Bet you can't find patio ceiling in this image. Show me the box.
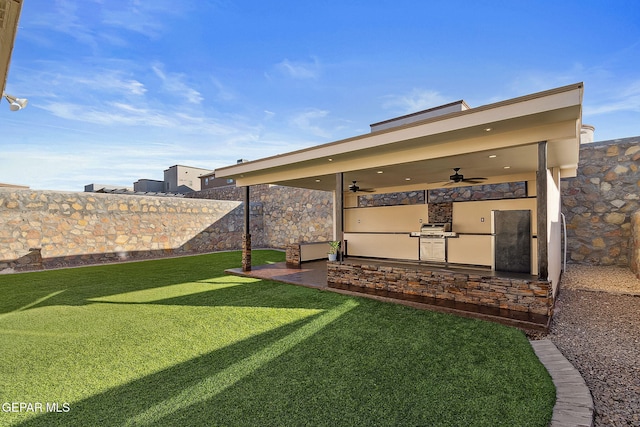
[215,83,584,193]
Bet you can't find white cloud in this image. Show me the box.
[152,63,204,104]
[290,108,331,138]
[382,89,448,114]
[584,80,640,115]
[275,58,321,80]
[210,76,236,102]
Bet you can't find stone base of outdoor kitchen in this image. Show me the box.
[327,259,552,330]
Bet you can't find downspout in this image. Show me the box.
[561,212,567,273]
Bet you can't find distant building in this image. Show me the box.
[133,179,164,193]
[200,171,235,189]
[163,165,213,194]
[0,182,29,189]
[84,183,132,193]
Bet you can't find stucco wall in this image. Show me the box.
[562,137,640,266]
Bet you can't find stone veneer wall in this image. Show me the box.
[428,202,453,224]
[562,137,640,266]
[357,190,425,207]
[428,181,528,203]
[188,184,333,248]
[327,261,552,316]
[0,188,247,271]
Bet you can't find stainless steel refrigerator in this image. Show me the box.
[491,210,532,274]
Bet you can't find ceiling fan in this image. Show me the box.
[444,168,487,185]
[348,181,375,193]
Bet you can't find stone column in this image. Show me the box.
[286,244,301,268]
[242,186,251,271]
[242,233,251,272]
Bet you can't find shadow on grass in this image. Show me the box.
[0,251,286,314]
[3,250,554,426]
[14,300,359,427]
[11,295,554,427]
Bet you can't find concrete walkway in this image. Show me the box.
[228,261,595,427]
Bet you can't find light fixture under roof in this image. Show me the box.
[377,170,383,174]
[484,127,492,132]
[405,177,411,181]
[3,93,28,111]
[489,154,497,158]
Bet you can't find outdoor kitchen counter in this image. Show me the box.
[344,232,419,260]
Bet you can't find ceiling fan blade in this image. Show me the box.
[462,178,486,184]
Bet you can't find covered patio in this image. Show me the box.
[218,83,584,328]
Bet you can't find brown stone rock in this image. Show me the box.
[604,212,626,225]
[606,145,620,156]
[624,145,640,156]
[604,171,618,182]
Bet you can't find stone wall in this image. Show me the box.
[562,137,640,266]
[0,188,246,271]
[327,260,552,317]
[189,184,333,248]
[428,202,453,224]
[428,181,528,203]
[357,190,425,207]
[0,184,332,272]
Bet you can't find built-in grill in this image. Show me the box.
[419,223,451,262]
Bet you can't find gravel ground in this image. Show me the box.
[548,264,640,426]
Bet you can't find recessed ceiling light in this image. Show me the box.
[485,127,492,132]
[315,179,321,182]
[377,170,383,174]
[328,158,333,162]
[489,154,497,158]
[503,166,511,169]
[405,177,411,181]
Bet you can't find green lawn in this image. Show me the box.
[0,250,554,426]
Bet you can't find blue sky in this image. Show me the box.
[2,0,639,191]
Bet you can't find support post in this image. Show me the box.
[242,186,251,271]
[335,173,344,261]
[537,141,548,279]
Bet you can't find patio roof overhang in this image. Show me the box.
[0,0,23,96]
[215,83,583,193]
